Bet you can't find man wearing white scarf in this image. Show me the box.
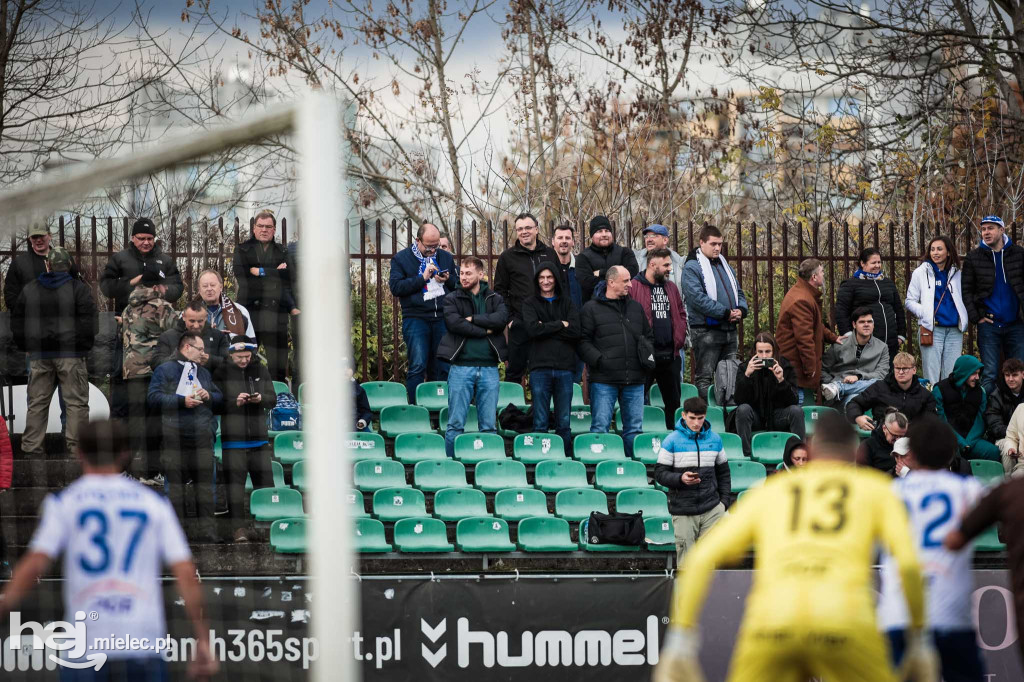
[681,225,748,400]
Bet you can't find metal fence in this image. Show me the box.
[18,216,1000,381]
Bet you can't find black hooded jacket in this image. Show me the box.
[576,243,639,303]
[215,357,276,444]
[845,372,937,423]
[579,281,653,385]
[99,243,184,314]
[520,262,581,371]
[493,238,558,318]
[152,317,230,374]
[985,373,1024,441]
[733,355,800,422]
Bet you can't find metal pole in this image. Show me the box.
[298,95,358,682]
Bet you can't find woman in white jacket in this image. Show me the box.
[905,236,968,385]
[997,402,1024,477]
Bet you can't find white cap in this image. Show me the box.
[892,437,911,456]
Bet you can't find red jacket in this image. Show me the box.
[0,417,11,489]
[629,275,688,355]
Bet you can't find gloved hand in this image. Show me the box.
[900,629,940,682]
[652,627,706,682]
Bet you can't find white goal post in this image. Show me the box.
[0,96,358,682]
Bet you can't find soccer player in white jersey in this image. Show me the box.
[878,414,987,681]
[0,420,218,680]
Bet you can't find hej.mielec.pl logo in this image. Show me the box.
[7,610,107,670]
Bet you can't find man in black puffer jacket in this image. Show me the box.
[152,299,230,375]
[846,351,937,431]
[576,215,639,303]
[215,335,276,543]
[522,262,580,454]
[985,358,1024,442]
[579,265,653,459]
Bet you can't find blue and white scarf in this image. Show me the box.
[412,242,445,301]
[854,269,884,280]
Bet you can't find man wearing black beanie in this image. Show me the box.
[576,215,639,303]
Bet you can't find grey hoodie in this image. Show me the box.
[821,334,890,384]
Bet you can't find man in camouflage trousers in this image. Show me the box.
[11,247,96,457]
[120,269,177,481]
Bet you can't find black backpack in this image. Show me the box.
[583,511,645,546]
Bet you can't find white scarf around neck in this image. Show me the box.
[695,250,739,306]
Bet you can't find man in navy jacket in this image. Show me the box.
[388,222,457,402]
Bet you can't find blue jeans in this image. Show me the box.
[589,382,644,459]
[690,327,738,400]
[444,365,499,457]
[60,656,167,681]
[977,320,1024,394]
[402,316,450,403]
[530,369,573,454]
[888,629,984,682]
[833,378,877,406]
[919,326,963,386]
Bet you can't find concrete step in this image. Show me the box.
[10,458,81,487]
[2,515,266,547]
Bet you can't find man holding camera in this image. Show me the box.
[732,332,805,459]
[820,306,890,406]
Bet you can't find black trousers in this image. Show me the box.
[223,444,274,529]
[505,319,530,384]
[253,307,291,383]
[161,431,216,540]
[647,355,682,430]
[111,377,162,478]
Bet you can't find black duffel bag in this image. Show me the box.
[582,511,645,546]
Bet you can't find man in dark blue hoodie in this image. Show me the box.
[11,247,97,458]
[962,215,1024,393]
[388,222,457,403]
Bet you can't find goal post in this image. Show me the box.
[0,95,358,682]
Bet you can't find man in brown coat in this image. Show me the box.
[775,258,842,404]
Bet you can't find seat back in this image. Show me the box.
[394,432,447,464]
[517,516,576,552]
[344,488,367,517]
[289,460,304,490]
[497,381,528,409]
[343,432,386,460]
[270,517,307,554]
[413,459,469,492]
[616,488,669,517]
[354,517,391,553]
[513,433,566,464]
[474,459,528,492]
[415,381,449,411]
[372,487,427,520]
[353,459,407,492]
[970,459,1004,487]
[439,405,479,433]
[250,486,304,521]
[720,432,745,460]
[728,460,767,492]
[750,431,797,465]
[273,380,290,396]
[494,488,549,521]
[553,488,609,521]
[615,406,666,433]
[273,431,307,465]
[680,383,699,401]
[433,487,489,521]
[568,408,593,435]
[534,459,588,491]
[380,405,433,437]
[573,433,626,464]
[643,516,675,551]
[802,406,839,435]
[393,517,453,552]
[631,432,669,465]
[594,460,650,492]
[453,432,507,464]
[455,517,515,552]
[361,381,408,412]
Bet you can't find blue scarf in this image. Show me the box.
[411,242,439,292]
[854,269,883,280]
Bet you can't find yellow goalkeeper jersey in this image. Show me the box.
[670,460,926,633]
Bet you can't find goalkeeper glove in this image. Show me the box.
[652,627,706,682]
[900,629,940,682]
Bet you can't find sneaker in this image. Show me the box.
[821,382,839,402]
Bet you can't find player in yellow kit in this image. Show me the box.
[654,411,939,682]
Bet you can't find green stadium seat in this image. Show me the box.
[394,432,447,464]
[594,460,651,493]
[720,432,746,460]
[273,431,306,466]
[974,524,1006,552]
[498,381,528,409]
[706,383,718,407]
[569,407,593,435]
[649,384,666,409]
[680,383,699,401]
[393,517,454,552]
[535,460,589,493]
[631,432,669,465]
[855,425,873,440]
[453,433,507,465]
[372,487,428,522]
[674,405,726,433]
[751,431,796,465]
[354,518,392,553]
[247,460,287,492]
[736,490,750,503]
[297,383,306,404]
[554,488,608,522]
[970,459,1004,486]
[344,432,386,461]
[380,405,433,438]
[250,487,305,522]
[353,459,407,492]
[573,433,626,465]
[615,406,666,433]
[415,381,449,412]
[513,433,566,464]
[547,383,586,410]
[214,433,222,463]
[361,381,408,412]
[517,516,577,552]
[474,459,528,492]
[494,488,550,521]
[802,406,839,435]
[273,380,290,396]
[439,405,479,434]
[729,460,767,493]
[433,487,490,522]
[616,488,670,517]
[344,488,368,517]
[270,517,307,554]
[578,523,636,552]
[413,460,469,492]
[644,516,675,552]
[456,517,516,552]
